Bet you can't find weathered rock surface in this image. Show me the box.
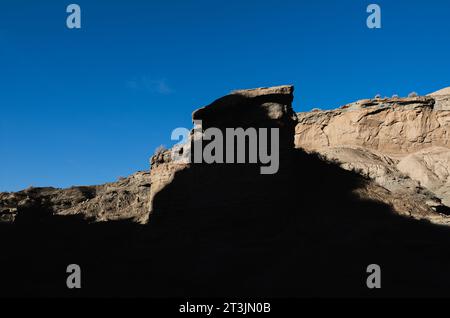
[428,87,450,110]
[296,96,449,155]
[192,85,297,149]
[0,171,151,223]
[2,85,450,226]
[397,147,450,207]
[296,91,450,223]
[5,85,450,297]
[148,148,189,220]
[148,85,297,216]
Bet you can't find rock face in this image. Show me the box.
[147,85,449,224]
[148,85,297,216]
[2,85,450,225]
[296,92,450,221]
[296,96,450,155]
[1,85,298,224]
[5,85,450,297]
[0,171,151,224]
[397,147,450,207]
[148,148,189,221]
[192,85,297,150]
[428,87,450,110]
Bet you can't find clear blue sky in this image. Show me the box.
[1,0,450,191]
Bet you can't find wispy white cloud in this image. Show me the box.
[126,77,173,95]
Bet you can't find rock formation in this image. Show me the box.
[429,87,450,110]
[4,85,450,297]
[296,88,450,223]
[2,85,450,225]
[148,85,297,218]
[0,171,151,223]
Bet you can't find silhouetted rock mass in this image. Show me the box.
[3,85,450,298]
[193,85,296,140]
[148,85,297,218]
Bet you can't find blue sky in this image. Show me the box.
[1,0,450,191]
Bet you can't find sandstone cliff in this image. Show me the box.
[429,87,450,110]
[4,86,450,297]
[2,86,449,225]
[296,88,450,222]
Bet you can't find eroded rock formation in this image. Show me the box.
[148,85,297,218]
[2,85,450,226]
[295,88,450,222]
[0,171,151,223]
[429,87,450,110]
[4,85,450,297]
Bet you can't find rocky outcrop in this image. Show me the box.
[192,85,297,149]
[3,85,450,226]
[5,85,450,297]
[429,87,450,110]
[397,147,450,207]
[148,148,189,221]
[0,171,151,223]
[296,90,450,222]
[296,96,449,155]
[1,85,299,224]
[147,85,297,217]
[146,85,450,224]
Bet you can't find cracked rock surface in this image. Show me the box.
[296,88,450,223]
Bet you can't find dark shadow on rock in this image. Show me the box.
[146,148,450,298]
[144,85,450,297]
[2,85,450,297]
[2,150,450,297]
